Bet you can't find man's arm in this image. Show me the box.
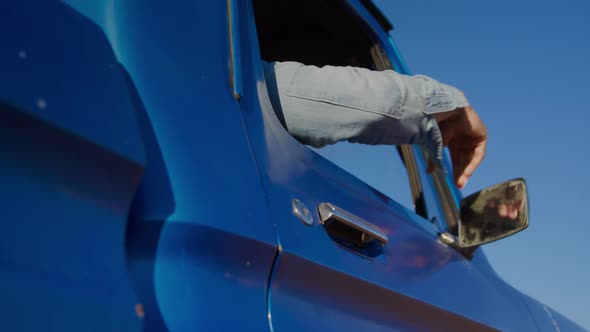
[263,61,487,188]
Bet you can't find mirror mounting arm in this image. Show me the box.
[438,232,479,259]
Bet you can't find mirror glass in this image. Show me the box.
[458,178,529,247]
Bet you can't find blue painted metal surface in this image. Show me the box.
[0,1,144,330]
[73,0,277,330]
[0,0,583,331]
[2,0,277,331]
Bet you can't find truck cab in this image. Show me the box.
[0,0,583,331]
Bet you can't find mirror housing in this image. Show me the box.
[458,178,529,248]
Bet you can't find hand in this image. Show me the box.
[434,106,487,189]
[485,198,523,220]
[484,182,525,220]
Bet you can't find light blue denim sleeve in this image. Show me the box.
[262,61,469,165]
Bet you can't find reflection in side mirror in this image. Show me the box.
[458,178,529,248]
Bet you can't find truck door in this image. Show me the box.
[237,0,540,330]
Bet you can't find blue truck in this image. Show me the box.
[0,0,584,331]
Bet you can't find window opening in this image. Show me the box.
[252,0,426,216]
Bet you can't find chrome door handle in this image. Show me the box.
[318,202,388,246]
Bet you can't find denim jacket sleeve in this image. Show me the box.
[262,61,469,165]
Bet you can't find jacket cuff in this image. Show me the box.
[422,83,470,115]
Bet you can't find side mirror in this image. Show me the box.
[458,178,529,248]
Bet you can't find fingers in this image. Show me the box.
[456,141,486,189]
[451,146,468,186]
[498,204,508,217]
[436,106,487,189]
[508,206,519,219]
[498,203,519,219]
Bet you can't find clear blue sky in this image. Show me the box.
[372,0,590,329]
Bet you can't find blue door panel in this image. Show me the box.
[270,253,497,332]
[237,0,539,330]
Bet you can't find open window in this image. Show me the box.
[252,0,427,216]
[253,0,377,69]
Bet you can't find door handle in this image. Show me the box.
[318,203,388,247]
